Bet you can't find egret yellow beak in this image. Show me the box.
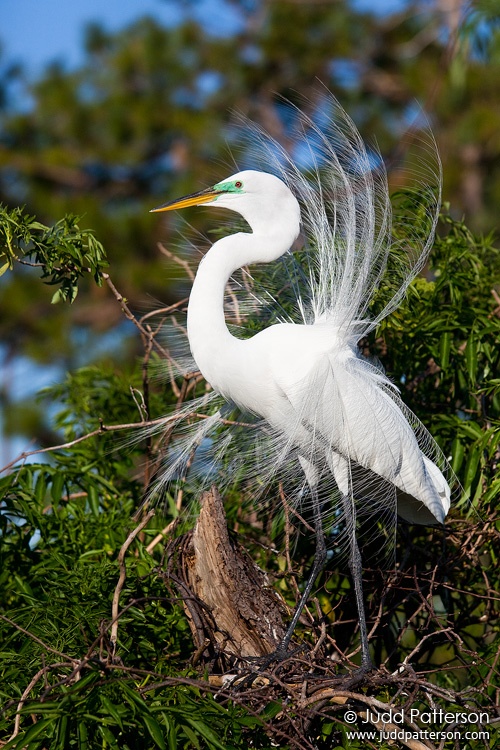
[150,186,219,213]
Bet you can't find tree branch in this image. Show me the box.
[110,509,155,648]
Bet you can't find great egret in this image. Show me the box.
[151,101,452,669]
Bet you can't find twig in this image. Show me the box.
[280,483,300,599]
[110,509,155,647]
[402,629,454,666]
[102,273,172,363]
[0,412,217,475]
[130,386,149,422]
[225,283,242,325]
[145,517,180,554]
[310,598,327,658]
[157,242,195,280]
[139,298,189,323]
[278,490,315,534]
[0,614,77,663]
[9,663,73,741]
[489,288,500,318]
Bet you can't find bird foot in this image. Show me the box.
[342,659,374,689]
[228,644,304,691]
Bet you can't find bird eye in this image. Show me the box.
[235,181,243,188]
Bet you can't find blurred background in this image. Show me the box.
[0,0,499,465]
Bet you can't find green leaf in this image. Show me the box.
[160,713,178,750]
[87,484,100,516]
[98,724,118,746]
[458,422,483,441]
[143,714,167,750]
[100,696,124,730]
[260,701,283,720]
[465,338,478,383]
[439,331,452,369]
[463,447,481,492]
[181,724,200,749]
[55,714,69,748]
[451,436,465,474]
[51,473,65,503]
[10,717,55,747]
[185,719,232,750]
[78,720,89,750]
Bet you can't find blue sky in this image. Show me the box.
[0,0,409,77]
[0,0,243,76]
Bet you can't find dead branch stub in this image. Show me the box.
[178,487,287,659]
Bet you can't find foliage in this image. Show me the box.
[1,196,499,748]
[0,371,271,749]
[0,204,108,302]
[379,212,500,510]
[0,483,269,749]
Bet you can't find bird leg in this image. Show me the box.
[340,493,373,671]
[238,486,373,684]
[276,485,327,655]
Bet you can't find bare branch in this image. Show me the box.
[157,242,195,281]
[110,509,156,647]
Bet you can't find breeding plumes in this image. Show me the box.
[150,98,453,668]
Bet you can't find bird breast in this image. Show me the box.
[205,321,347,421]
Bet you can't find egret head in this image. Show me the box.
[151,169,301,237]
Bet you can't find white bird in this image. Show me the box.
[151,100,452,669]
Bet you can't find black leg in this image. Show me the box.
[277,485,327,653]
[340,493,372,670]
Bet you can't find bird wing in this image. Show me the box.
[271,340,450,524]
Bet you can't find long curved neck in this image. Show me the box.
[187,234,242,353]
[187,228,293,385]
